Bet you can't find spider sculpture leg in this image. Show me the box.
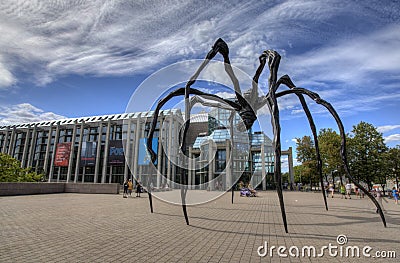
[276,88,387,227]
[146,87,241,222]
[179,38,252,224]
[263,50,289,233]
[147,38,257,224]
[276,74,328,211]
[228,111,235,204]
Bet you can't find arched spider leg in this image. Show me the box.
[276,88,387,227]
[228,111,235,204]
[180,38,249,224]
[146,87,242,222]
[263,50,289,233]
[184,38,246,105]
[179,94,236,153]
[147,88,240,163]
[276,75,328,211]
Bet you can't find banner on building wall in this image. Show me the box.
[54,142,72,167]
[108,140,124,165]
[80,142,97,166]
[138,138,158,165]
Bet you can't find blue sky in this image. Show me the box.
[1,0,399,168]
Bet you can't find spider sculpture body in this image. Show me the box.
[145,38,386,233]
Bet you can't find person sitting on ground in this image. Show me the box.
[248,184,257,197]
[240,187,250,197]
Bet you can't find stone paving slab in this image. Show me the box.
[0,191,399,262]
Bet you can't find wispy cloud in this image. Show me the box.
[377,125,400,133]
[384,134,400,144]
[0,103,66,125]
[378,125,400,145]
[287,25,400,85]
[1,0,399,92]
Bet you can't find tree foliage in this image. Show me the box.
[295,122,390,190]
[0,153,43,182]
[295,136,317,184]
[293,165,309,184]
[346,122,387,190]
[318,128,343,176]
[385,145,400,188]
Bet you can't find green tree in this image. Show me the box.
[295,136,317,185]
[318,128,343,178]
[0,153,42,182]
[347,122,387,190]
[293,165,309,184]
[386,145,400,189]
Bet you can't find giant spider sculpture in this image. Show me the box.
[145,38,386,233]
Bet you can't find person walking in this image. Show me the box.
[127,179,133,197]
[340,184,346,199]
[123,179,129,198]
[345,182,352,199]
[136,181,142,197]
[329,182,335,198]
[358,187,364,198]
[392,187,399,205]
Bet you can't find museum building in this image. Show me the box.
[0,109,293,190]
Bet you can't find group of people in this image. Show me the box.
[338,182,353,199]
[122,179,143,198]
[325,181,399,213]
[238,181,258,197]
[326,182,365,199]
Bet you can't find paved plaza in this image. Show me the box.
[1,190,399,262]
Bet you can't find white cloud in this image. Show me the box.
[0,0,399,145]
[384,134,400,144]
[0,103,66,126]
[0,62,16,88]
[377,125,400,133]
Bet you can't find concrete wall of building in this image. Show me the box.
[0,182,65,196]
[64,183,120,194]
[0,182,120,196]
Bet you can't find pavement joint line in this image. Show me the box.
[0,191,399,262]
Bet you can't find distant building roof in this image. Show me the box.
[182,112,209,123]
[0,109,182,130]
